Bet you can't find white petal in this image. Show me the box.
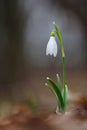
[46,37,57,57]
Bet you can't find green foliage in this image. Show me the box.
[56,74,62,91]
[62,84,68,108]
[47,77,64,110]
[46,76,68,112]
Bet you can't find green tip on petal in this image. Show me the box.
[50,31,55,37]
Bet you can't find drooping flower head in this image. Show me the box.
[46,31,57,57]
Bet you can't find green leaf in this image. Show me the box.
[62,84,68,108]
[45,83,61,110]
[56,74,62,91]
[53,22,63,44]
[47,77,64,110]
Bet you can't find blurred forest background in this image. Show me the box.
[0,0,87,114]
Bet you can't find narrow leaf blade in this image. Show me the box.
[62,84,68,107]
[47,77,64,109]
[56,74,62,91]
[45,83,61,109]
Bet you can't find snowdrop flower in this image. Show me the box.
[46,32,57,57]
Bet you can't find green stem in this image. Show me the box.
[53,23,66,88]
[58,39,66,89]
[62,54,66,109]
[57,36,66,109]
[53,23,67,110]
[62,53,66,88]
[58,35,67,110]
